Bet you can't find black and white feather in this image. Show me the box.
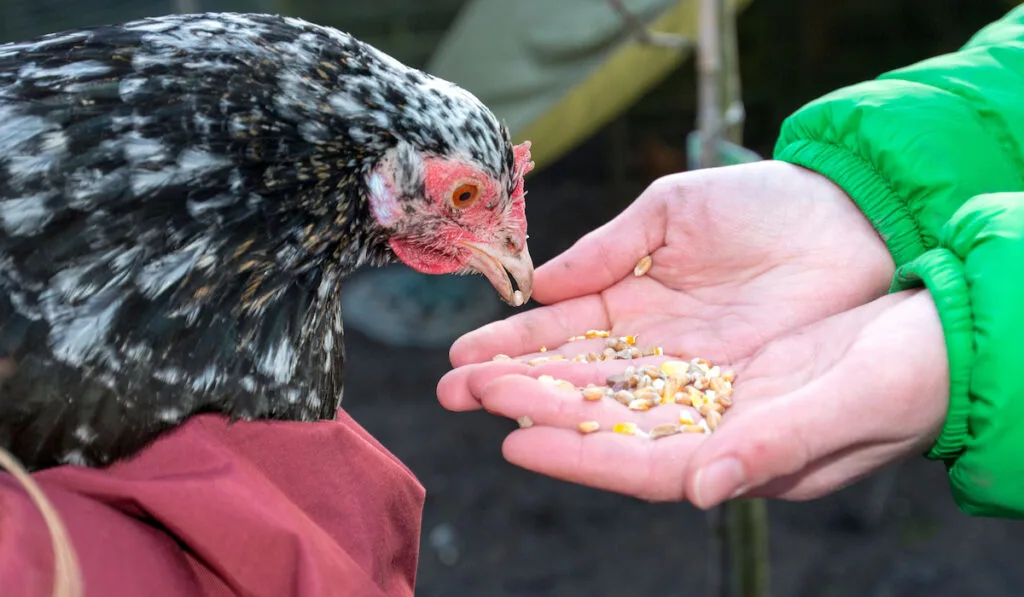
[0,13,516,470]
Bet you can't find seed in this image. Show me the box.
[634,255,653,277]
[698,402,724,416]
[633,388,660,404]
[641,365,662,379]
[687,387,705,407]
[492,354,513,361]
[650,424,682,439]
[675,391,691,406]
[642,347,664,357]
[586,330,611,339]
[587,352,602,362]
[613,390,635,405]
[538,374,555,384]
[722,370,737,383]
[651,378,666,392]
[682,424,705,434]
[698,419,711,434]
[708,377,725,394]
[679,411,696,425]
[706,410,722,431]
[660,360,690,377]
[578,421,601,434]
[612,422,639,435]
[704,390,717,402]
[603,347,617,359]
[624,335,638,345]
[517,416,534,428]
[527,357,549,366]
[637,374,653,388]
[717,395,733,408]
[539,346,547,352]
[628,399,651,411]
[582,386,605,401]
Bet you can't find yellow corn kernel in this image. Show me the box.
[612,422,638,435]
[678,411,696,425]
[659,360,691,378]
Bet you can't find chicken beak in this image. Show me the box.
[461,240,534,307]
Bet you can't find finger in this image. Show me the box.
[477,374,697,430]
[501,427,703,502]
[449,296,610,367]
[746,439,919,502]
[436,361,532,411]
[683,291,947,510]
[532,187,668,305]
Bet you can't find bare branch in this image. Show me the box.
[606,0,691,50]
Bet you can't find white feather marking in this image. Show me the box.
[191,365,221,393]
[153,367,185,385]
[257,336,297,384]
[0,110,52,154]
[178,148,230,175]
[73,425,97,445]
[44,294,125,367]
[157,407,183,423]
[136,239,205,298]
[60,450,89,466]
[0,194,53,235]
[18,60,112,80]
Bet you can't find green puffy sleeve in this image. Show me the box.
[773,5,1024,267]
[773,7,1024,517]
[892,193,1024,518]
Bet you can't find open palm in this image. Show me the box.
[441,160,894,397]
[436,160,921,503]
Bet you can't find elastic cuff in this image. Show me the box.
[891,248,975,461]
[774,139,928,267]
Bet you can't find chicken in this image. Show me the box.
[0,12,535,471]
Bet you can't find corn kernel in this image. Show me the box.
[660,360,691,378]
[678,411,696,425]
[650,423,682,439]
[612,422,639,435]
[578,421,601,434]
[628,399,651,411]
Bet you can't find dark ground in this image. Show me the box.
[340,138,1024,597]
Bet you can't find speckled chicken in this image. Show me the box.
[0,12,535,471]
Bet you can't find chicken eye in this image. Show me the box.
[451,183,480,209]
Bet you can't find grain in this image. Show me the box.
[634,255,653,277]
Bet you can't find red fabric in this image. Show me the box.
[0,410,425,597]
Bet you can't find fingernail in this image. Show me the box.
[693,458,747,509]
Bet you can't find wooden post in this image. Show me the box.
[696,1,770,597]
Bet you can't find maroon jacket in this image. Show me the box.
[0,411,425,597]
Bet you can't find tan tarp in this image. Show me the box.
[427,0,750,171]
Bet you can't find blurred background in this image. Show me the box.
[3,0,1024,595]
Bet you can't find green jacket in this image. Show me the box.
[773,6,1024,519]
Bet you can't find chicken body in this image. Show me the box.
[0,13,533,470]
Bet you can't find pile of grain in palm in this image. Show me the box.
[493,331,736,439]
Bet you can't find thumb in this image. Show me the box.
[682,291,948,509]
[532,182,669,304]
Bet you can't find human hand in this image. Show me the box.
[440,159,897,382]
[435,160,930,504]
[445,288,947,508]
[440,160,895,404]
